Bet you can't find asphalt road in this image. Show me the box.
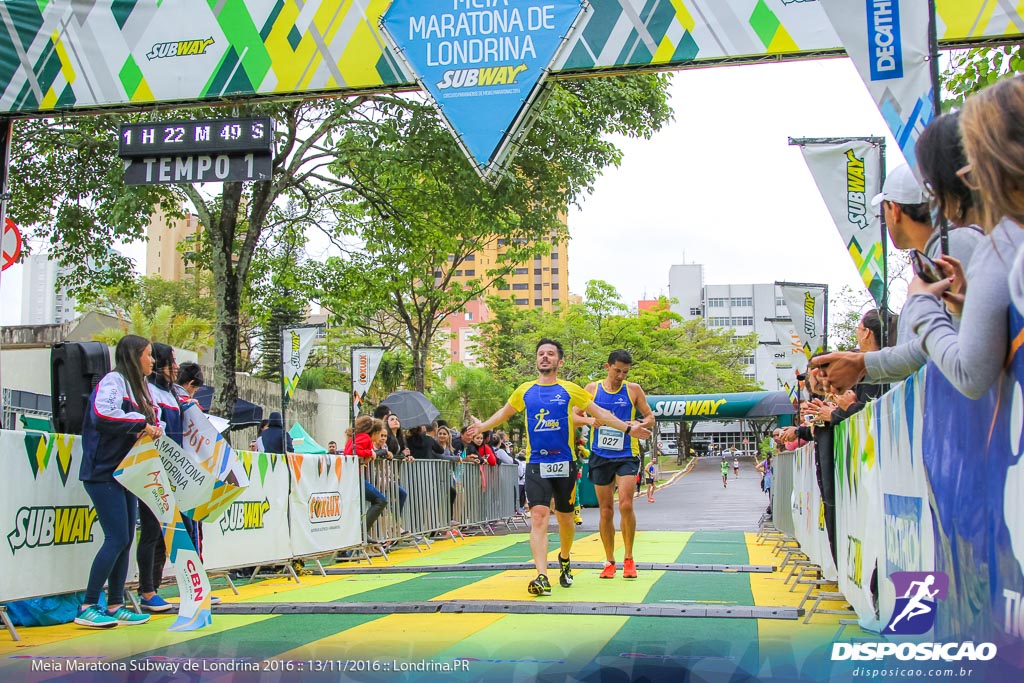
[578,456,769,532]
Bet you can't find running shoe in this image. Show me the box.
[528,574,552,596]
[74,605,118,629]
[599,562,617,579]
[107,607,151,625]
[210,596,222,605]
[139,594,172,612]
[558,555,573,587]
[623,557,638,579]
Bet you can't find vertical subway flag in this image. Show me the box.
[779,283,828,359]
[818,0,934,169]
[351,347,385,413]
[798,140,886,306]
[281,327,319,409]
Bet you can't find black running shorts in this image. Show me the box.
[525,461,578,513]
[587,453,641,487]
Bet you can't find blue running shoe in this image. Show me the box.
[139,594,172,612]
[107,607,150,625]
[74,605,118,629]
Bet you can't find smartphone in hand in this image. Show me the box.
[911,249,943,284]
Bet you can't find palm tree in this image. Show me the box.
[430,363,509,428]
[93,303,213,350]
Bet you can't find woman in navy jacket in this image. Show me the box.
[76,335,162,628]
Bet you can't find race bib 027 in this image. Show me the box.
[596,426,625,451]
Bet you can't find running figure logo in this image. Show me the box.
[884,571,949,635]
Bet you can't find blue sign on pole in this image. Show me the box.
[381,0,585,182]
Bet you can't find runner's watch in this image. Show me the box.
[625,425,632,435]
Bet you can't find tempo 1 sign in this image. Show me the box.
[123,153,272,186]
[118,116,273,186]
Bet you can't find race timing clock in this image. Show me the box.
[118,117,273,158]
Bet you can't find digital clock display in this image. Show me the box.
[118,117,273,157]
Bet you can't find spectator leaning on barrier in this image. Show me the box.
[327,441,338,454]
[77,335,162,629]
[815,152,984,391]
[344,416,388,543]
[900,94,1024,400]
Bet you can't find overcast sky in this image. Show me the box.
[1,56,907,326]
[567,56,904,311]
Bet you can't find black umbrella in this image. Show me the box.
[193,386,265,430]
[380,391,440,428]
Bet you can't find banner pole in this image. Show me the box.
[927,0,949,256]
[878,139,889,347]
[279,325,287,442]
[0,118,11,426]
[350,347,357,428]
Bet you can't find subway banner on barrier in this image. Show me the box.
[0,431,101,603]
[380,0,585,180]
[203,452,292,572]
[817,0,934,169]
[288,453,362,557]
[779,282,827,358]
[352,347,386,414]
[797,140,886,306]
[282,326,319,408]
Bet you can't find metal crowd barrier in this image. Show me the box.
[453,462,520,533]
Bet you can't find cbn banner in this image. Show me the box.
[282,327,318,408]
[771,318,808,374]
[351,347,385,415]
[115,436,212,631]
[203,451,292,571]
[287,453,362,557]
[798,140,886,305]
[0,1,1019,116]
[0,431,99,603]
[817,0,934,169]
[779,282,827,358]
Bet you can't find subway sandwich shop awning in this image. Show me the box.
[647,391,796,421]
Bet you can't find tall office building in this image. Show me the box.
[444,233,569,313]
[20,254,77,325]
[145,207,202,281]
[668,263,792,452]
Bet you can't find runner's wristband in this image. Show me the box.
[625,425,632,435]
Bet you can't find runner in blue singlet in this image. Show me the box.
[467,339,651,596]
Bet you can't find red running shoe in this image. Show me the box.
[599,562,616,579]
[623,557,638,579]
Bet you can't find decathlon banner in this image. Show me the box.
[0,431,101,602]
[817,0,934,168]
[779,282,827,358]
[797,140,886,305]
[788,443,838,581]
[351,346,385,414]
[115,436,212,631]
[203,451,292,571]
[282,326,319,408]
[287,453,362,557]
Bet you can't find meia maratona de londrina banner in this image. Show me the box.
[113,408,248,631]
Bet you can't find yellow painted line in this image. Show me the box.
[276,613,507,661]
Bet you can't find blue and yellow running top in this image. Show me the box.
[588,381,639,459]
[508,380,593,463]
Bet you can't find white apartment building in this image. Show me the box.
[20,254,77,326]
[668,263,791,452]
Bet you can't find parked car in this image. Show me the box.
[658,439,678,456]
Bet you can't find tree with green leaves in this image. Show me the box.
[92,303,212,350]
[944,44,1024,107]
[316,75,673,392]
[429,363,510,429]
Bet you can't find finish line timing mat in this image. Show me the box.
[2,531,860,682]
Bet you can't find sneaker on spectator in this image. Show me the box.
[139,594,172,612]
[107,606,150,625]
[74,605,118,628]
[210,596,222,605]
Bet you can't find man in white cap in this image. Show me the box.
[810,165,983,392]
